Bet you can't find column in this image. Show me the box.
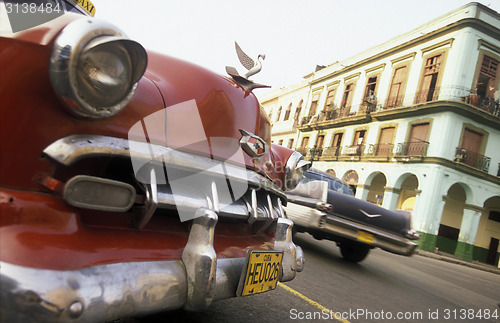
[381,187,400,210]
[418,197,446,252]
[410,190,423,232]
[355,184,369,200]
[455,207,482,261]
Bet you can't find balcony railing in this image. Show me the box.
[454,147,491,172]
[309,146,323,160]
[322,146,341,158]
[299,115,313,126]
[382,86,499,118]
[298,86,499,126]
[367,143,394,157]
[342,144,365,157]
[396,141,429,157]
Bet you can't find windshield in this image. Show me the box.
[301,171,354,196]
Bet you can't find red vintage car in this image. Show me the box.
[0,3,308,322]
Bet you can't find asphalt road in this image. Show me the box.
[122,232,500,323]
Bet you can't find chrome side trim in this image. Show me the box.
[322,215,418,256]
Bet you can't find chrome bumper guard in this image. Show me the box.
[321,214,418,256]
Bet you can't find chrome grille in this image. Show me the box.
[43,135,286,228]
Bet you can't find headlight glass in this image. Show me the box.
[50,18,147,118]
[77,42,133,108]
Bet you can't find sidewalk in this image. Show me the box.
[415,249,500,275]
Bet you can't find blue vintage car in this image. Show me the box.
[285,169,420,262]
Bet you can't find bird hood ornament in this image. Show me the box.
[226,41,271,92]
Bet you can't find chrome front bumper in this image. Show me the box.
[321,214,418,256]
[287,202,417,256]
[0,213,304,322]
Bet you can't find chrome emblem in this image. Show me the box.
[240,129,267,157]
[226,42,270,92]
[359,209,382,218]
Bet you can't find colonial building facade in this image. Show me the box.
[260,2,500,266]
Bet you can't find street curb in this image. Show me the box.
[415,250,500,275]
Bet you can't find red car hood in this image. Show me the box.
[0,14,286,190]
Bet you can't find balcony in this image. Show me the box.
[309,146,323,161]
[322,146,341,160]
[382,86,499,119]
[299,86,499,128]
[367,143,394,157]
[297,104,373,129]
[454,147,491,172]
[299,115,313,126]
[342,144,365,157]
[396,141,429,157]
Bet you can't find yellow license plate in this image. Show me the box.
[237,250,283,296]
[357,230,374,244]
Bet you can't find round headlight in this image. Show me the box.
[77,39,134,108]
[50,18,147,118]
[284,151,311,191]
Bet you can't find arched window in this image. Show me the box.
[276,106,282,122]
[284,103,292,121]
[294,100,303,122]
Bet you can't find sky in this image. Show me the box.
[91,0,500,96]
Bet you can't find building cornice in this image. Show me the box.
[365,63,386,74]
[391,52,417,65]
[421,38,455,55]
[478,39,500,54]
[271,128,297,136]
[371,101,500,129]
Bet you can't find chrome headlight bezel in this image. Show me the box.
[284,151,311,191]
[49,17,147,118]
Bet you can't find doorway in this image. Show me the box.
[487,238,499,266]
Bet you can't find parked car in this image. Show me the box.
[285,169,420,262]
[0,3,309,322]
